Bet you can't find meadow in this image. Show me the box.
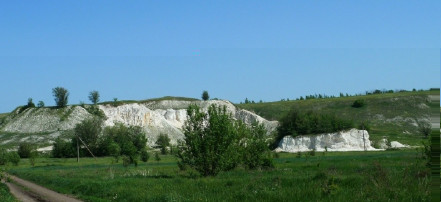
[4,149,431,202]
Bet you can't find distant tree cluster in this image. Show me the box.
[52,119,148,166]
[274,110,354,148]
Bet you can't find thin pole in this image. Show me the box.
[77,136,80,163]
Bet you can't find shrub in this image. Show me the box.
[52,137,76,158]
[141,150,150,162]
[154,152,161,162]
[352,99,365,108]
[177,104,272,176]
[417,120,431,138]
[241,122,274,169]
[0,149,8,165]
[8,152,20,166]
[156,134,170,155]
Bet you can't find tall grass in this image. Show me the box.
[6,150,431,201]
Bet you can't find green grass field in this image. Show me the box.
[5,149,431,202]
[0,183,17,202]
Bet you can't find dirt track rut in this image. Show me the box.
[3,174,82,202]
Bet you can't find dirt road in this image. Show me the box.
[3,174,82,202]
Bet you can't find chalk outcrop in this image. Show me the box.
[275,129,380,152]
[0,100,278,146]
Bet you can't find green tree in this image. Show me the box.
[88,90,100,105]
[240,123,273,169]
[177,104,245,176]
[75,118,103,155]
[156,134,170,154]
[18,143,35,158]
[37,101,45,108]
[202,90,210,101]
[27,98,35,108]
[52,87,69,108]
[52,136,76,158]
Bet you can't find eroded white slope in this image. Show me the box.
[275,129,381,152]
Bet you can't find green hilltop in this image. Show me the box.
[236,90,440,146]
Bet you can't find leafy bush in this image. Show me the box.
[240,123,273,169]
[8,152,20,166]
[352,99,365,108]
[52,137,76,158]
[177,104,272,176]
[140,150,150,162]
[0,149,8,165]
[155,134,170,154]
[154,152,161,162]
[0,149,20,166]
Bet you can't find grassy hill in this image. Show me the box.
[237,90,439,146]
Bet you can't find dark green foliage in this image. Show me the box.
[156,134,170,154]
[107,142,121,161]
[52,137,76,158]
[0,149,8,165]
[140,150,150,162]
[52,87,69,108]
[177,104,272,176]
[100,124,147,166]
[416,121,431,138]
[240,123,274,169]
[352,99,365,108]
[18,142,35,158]
[177,104,242,176]
[75,118,103,155]
[89,90,100,105]
[202,90,210,101]
[155,152,161,162]
[8,152,20,166]
[37,100,45,108]
[0,149,20,166]
[27,98,35,108]
[275,110,354,148]
[85,105,105,118]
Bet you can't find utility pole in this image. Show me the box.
[77,136,79,163]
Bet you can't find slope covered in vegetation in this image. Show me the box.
[237,90,439,146]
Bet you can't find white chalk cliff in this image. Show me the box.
[275,129,380,152]
[0,100,278,146]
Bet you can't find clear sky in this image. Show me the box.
[0,1,439,113]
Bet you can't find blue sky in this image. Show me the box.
[0,1,439,113]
